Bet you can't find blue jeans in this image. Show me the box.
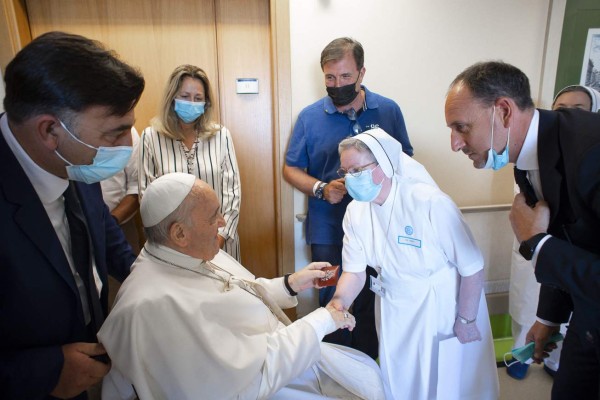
[311,244,378,359]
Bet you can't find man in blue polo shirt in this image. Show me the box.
[283,37,413,358]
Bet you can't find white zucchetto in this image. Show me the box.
[140,172,196,227]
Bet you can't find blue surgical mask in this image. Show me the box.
[483,106,510,170]
[55,120,133,184]
[174,99,205,123]
[503,332,564,367]
[345,167,382,202]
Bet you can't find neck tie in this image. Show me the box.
[63,182,104,337]
[513,167,538,207]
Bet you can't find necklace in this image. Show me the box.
[179,131,200,173]
[144,246,273,305]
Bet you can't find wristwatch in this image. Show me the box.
[518,233,547,261]
[314,182,327,200]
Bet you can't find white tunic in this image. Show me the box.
[343,178,499,400]
[98,243,385,400]
[139,126,241,260]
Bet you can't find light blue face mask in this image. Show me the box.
[503,332,564,367]
[345,166,383,202]
[174,99,206,123]
[55,120,133,184]
[483,106,510,170]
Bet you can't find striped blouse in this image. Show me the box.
[139,125,241,260]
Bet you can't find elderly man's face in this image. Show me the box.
[186,186,225,260]
[445,84,496,169]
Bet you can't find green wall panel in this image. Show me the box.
[555,0,600,96]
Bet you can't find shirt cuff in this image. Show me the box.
[531,234,552,267]
[536,317,561,327]
[302,307,336,340]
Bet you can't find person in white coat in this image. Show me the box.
[98,172,385,400]
[330,128,499,400]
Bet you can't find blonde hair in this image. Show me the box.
[151,65,219,141]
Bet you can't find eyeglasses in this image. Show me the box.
[345,108,362,135]
[337,161,377,178]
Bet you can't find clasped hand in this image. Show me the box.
[51,342,110,398]
[324,178,347,204]
[325,303,356,331]
[510,193,550,242]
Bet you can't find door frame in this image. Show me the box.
[0,0,296,276]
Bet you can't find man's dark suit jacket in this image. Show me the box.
[0,125,136,399]
[535,108,600,348]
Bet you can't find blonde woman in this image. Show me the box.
[140,65,241,260]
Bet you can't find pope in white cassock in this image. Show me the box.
[330,128,500,400]
[98,172,385,400]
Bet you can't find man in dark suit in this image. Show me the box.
[0,32,144,399]
[444,61,599,399]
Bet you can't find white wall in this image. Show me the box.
[289,0,565,316]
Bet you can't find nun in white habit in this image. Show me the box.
[98,172,384,400]
[330,128,499,400]
[552,84,600,112]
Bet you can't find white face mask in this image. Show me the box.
[55,119,132,184]
[483,106,510,170]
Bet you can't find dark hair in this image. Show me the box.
[4,31,145,123]
[320,37,364,70]
[450,61,534,111]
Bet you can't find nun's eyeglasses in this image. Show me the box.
[337,161,377,178]
[345,109,362,135]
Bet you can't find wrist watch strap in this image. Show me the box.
[284,273,298,296]
[457,315,476,324]
[518,233,547,261]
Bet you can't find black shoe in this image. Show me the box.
[543,364,556,378]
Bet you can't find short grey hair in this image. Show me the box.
[338,137,375,161]
[143,185,201,245]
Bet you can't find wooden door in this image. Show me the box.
[24,0,279,277]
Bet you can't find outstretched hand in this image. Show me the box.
[287,262,331,293]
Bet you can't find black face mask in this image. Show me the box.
[326,74,361,106]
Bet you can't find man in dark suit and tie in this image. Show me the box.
[0,32,144,399]
[444,61,600,400]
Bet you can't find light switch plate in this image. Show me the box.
[236,78,259,94]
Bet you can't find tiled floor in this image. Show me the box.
[498,363,554,399]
